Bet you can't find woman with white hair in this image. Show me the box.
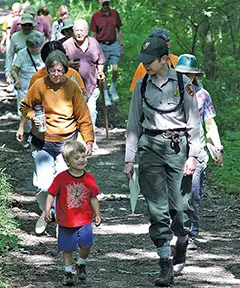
[63,19,105,147]
[11,30,45,146]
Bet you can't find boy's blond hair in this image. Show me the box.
[62,140,86,162]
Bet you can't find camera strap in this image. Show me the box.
[27,48,38,72]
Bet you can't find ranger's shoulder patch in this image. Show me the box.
[185,83,195,97]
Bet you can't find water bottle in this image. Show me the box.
[34,105,46,133]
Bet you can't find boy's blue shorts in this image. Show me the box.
[58,224,93,252]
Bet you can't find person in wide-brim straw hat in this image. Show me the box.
[18,13,37,27]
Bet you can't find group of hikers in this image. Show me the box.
[1,0,224,286]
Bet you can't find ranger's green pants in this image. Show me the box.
[138,133,193,248]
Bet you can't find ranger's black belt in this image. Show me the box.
[99,41,115,45]
[144,128,186,138]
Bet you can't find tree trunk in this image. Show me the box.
[199,15,217,80]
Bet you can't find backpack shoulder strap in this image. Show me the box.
[177,71,184,100]
[140,73,149,103]
[140,72,184,115]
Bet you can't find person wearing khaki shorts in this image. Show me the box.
[90,0,124,106]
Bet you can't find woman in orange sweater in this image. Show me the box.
[16,40,87,146]
[20,50,93,235]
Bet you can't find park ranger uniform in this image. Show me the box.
[125,66,200,247]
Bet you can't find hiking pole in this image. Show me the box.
[99,80,109,138]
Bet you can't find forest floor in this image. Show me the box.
[0,38,240,288]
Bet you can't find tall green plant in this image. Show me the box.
[0,169,19,254]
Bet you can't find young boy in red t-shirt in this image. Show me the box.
[45,140,101,286]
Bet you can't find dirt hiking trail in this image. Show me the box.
[0,33,240,288]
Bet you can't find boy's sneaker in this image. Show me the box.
[63,271,74,286]
[76,264,87,280]
[173,240,188,275]
[155,258,174,286]
[35,211,48,235]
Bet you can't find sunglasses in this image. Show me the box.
[60,12,68,17]
[21,23,33,27]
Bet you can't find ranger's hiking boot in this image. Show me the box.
[173,240,188,275]
[76,264,87,281]
[155,258,174,287]
[63,271,74,286]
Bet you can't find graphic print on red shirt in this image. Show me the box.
[48,170,100,228]
[66,181,89,209]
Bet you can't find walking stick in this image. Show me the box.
[99,81,109,138]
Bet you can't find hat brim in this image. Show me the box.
[176,67,204,76]
[61,25,73,31]
[19,20,36,26]
[135,53,157,64]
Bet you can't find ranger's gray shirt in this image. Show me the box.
[125,67,200,163]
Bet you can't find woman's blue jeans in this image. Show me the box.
[191,149,209,238]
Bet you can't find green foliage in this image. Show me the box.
[14,0,240,195]
[0,169,19,254]
[207,137,240,194]
[0,281,9,288]
[0,169,11,207]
